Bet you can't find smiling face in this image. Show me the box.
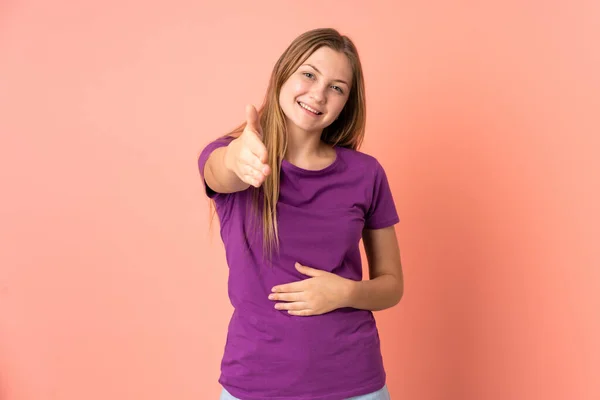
[278,46,353,137]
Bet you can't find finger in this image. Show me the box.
[243,151,270,176]
[274,302,308,311]
[287,310,313,316]
[272,283,303,293]
[252,156,271,176]
[243,164,265,182]
[241,174,261,188]
[247,139,268,165]
[295,262,324,277]
[245,104,263,137]
[268,292,303,302]
[238,162,262,186]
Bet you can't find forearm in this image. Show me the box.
[346,274,403,311]
[204,147,250,194]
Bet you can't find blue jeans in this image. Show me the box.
[219,384,391,400]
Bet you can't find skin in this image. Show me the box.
[278,46,352,168]
[268,47,404,316]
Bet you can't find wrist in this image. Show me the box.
[343,279,358,308]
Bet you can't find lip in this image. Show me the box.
[297,101,323,116]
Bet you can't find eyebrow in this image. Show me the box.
[301,64,350,86]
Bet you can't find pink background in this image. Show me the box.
[1,1,599,399]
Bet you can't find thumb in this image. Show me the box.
[245,104,263,138]
[295,262,322,276]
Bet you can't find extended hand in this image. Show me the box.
[268,263,354,316]
[224,104,270,188]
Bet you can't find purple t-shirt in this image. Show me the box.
[198,136,399,400]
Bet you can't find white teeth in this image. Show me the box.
[299,102,321,115]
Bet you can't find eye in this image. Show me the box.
[303,72,315,79]
[331,85,344,94]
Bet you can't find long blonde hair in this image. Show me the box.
[211,28,367,261]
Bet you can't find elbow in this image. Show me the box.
[392,276,404,306]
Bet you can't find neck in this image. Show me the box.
[284,123,327,162]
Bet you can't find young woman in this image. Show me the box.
[198,28,403,400]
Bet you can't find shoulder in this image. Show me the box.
[336,146,385,175]
[198,135,236,167]
[201,135,236,154]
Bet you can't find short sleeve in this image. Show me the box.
[197,135,235,199]
[364,161,400,229]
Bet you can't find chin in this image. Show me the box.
[292,122,320,134]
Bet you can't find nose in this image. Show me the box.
[309,83,327,104]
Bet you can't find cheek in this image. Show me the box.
[329,98,349,116]
[279,82,300,116]
[284,78,309,98]
[293,80,308,94]
[279,83,292,107]
[280,81,297,101]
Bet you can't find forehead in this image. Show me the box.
[301,47,353,84]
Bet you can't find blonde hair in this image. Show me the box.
[211,28,367,261]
